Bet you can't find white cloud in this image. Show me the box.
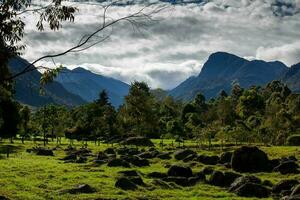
[22,0,300,89]
[256,41,300,66]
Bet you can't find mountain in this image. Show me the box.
[282,62,300,92]
[169,52,288,101]
[55,67,130,107]
[151,88,169,101]
[9,57,86,107]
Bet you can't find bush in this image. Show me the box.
[287,134,300,146]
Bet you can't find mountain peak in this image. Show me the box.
[208,51,244,60]
[170,51,289,101]
[199,51,248,78]
[72,67,89,73]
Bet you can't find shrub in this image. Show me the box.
[287,134,300,146]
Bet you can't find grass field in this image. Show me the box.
[0,139,299,200]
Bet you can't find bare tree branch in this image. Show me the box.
[16,4,51,15]
[6,3,168,81]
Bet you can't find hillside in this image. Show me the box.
[9,57,86,107]
[169,52,288,101]
[55,67,130,107]
[282,62,300,92]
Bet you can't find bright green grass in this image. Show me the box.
[0,139,299,200]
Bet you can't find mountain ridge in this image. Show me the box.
[169,52,289,101]
[282,62,300,92]
[55,67,130,107]
[9,57,86,107]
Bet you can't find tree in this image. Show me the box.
[236,87,265,119]
[218,90,228,98]
[231,82,243,106]
[0,99,21,142]
[19,105,31,143]
[263,80,291,100]
[216,126,231,150]
[166,119,184,138]
[158,96,183,136]
[33,105,68,146]
[185,112,203,139]
[216,96,235,126]
[97,90,110,106]
[120,81,159,138]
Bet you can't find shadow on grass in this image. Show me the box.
[0,145,24,158]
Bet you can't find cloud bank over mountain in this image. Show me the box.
[23,0,300,89]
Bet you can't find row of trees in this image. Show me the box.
[1,80,299,147]
[0,0,165,146]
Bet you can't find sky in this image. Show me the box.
[22,0,300,89]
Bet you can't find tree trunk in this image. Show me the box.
[43,132,46,147]
[208,134,211,151]
[6,147,9,158]
[51,129,54,142]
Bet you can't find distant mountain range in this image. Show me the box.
[55,67,130,107]
[9,57,86,107]
[9,57,129,108]
[169,52,293,101]
[9,53,300,107]
[282,62,300,93]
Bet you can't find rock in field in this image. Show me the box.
[118,170,139,177]
[274,161,299,174]
[103,148,116,155]
[121,137,154,147]
[151,179,173,189]
[35,148,54,156]
[223,171,242,187]
[163,176,190,187]
[148,172,168,179]
[167,165,193,178]
[157,152,172,160]
[75,156,87,163]
[0,195,10,200]
[229,175,261,192]
[219,151,233,164]
[95,152,109,161]
[272,179,299,194]
[209,171,225,187]
[115,177,137,190]
[138,151,157,159]
[121,155,149,167]
[291,184,300,196]
[63,184,96,194]
[201,166,214,175]
[234,183,270,198]
[231,146,270,172]
[61,153,77,161]
[188,172,206,186]
[197,155,219,165]
[128,176,145,186]
[183,154,198,162]
[107,158,130,168]
[229,175,270,198]
[174,149,196,160]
